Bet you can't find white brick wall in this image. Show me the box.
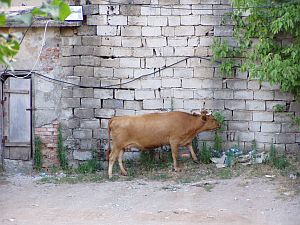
[59,1,299,156]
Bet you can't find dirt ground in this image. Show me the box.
[0,168,299,225]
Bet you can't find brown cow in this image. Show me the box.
[107,110,220,178]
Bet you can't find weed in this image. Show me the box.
[34,136,43,171]
[199,142,212,164]
[57,126,69,170]
[273,104,285,112]
[149,173,170,181]
[267,143,289,170]
[76,150,102,174]
[212,111,225,154]
[216,168,233,179]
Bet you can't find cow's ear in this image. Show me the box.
[201,115,207,121]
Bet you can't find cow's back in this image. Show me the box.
[109,111,195,149]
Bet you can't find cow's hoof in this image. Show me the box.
[121,171,128,176]
[193,160,200,164]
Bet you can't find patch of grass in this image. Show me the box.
[267,143,289,170]
[76,158,102,174]
[273,104,285,112]
[216,168,233,179]
[38,173,104,184]
[199,142,212,164]
[149,173,171,181]
[57,126,69,170]
[34,137,43,171]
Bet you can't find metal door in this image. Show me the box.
[3,77,31,160]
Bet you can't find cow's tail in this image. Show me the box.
[106,119,112,161]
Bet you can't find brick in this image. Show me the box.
[134,69,154,78]
[286,144,300,154]
[174,47,195,56]
[124,100,143,110]
[115,109,136,116]
[114,68,133,78]
[266,101,286,111]
[247,80,260,89]
[113,47,132,57]
[132,48,153,57]
[246,100,265,111]
[81,98,101,108]
[121,26,141,36]
[194,90,213,99]
[203,100,225,110]
[275,134,296,144]
[236,132,255,142]
[95,108,115,118]
[147,16,168,26]
[115,90,135,100]
[99,4,119,15]
[199,37,214,46]
[168,16,181,26]
[108,15,127,25]
[73,88,94,98]
[73,150,92,160]
[120,58,140,68]
[122,37,142,47]
[74,66,94,77]
[87,15,107,25]
[61,37,81,46]
[97,26,118,36]
[94,67,114,78]
[175,26,195,36]
[80,77,101,88]
[275,91,294,101]
[249,121,261,132]
[261,122,281,133]
[145,58,166,68]
[214,90,233,99]
[233,111,252,121]
[228,121,249,131]
[225,100,245,110]
[234,90,254,100]
[184,99,205,110]
[94,46,113,57]
[173,68,193,78]
[141,79,161,89]
[253,112,273,122]
[274,113,292,122]
[172,6,191,15]
[80,119,100,129]
[181,15,201,25]
[81,56,97,66]
[103,99,124,109]
[214,26,233,36]
[162,78,181,88]
[182,78,202,88]
[162,27,175,36]
[254,90,274,100]
[83,5,99,15]
[143,99,163,109]
[261,82,280,90]
[202,79,223,89]
[174,89,194,99]
[188,37,199,46]
[226,80,247,89]
[201,15,222,25]
[128,16,147,25]
[101,36,122,46]
[255,132,275,143]
[61,98,80,108]
[195,25,213,36]
[146,37,167,47]
[194,67,214,78]
[120,5,141,16]
[74,108,94,119]
[290,101,300,113]
[94,89,114,99]
[77,25,97,36]
[60,56,80,66]
[142,27,162,36]
[61,46,73,56]
[141,6,160,15]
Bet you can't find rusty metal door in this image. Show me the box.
[3,77,31,160]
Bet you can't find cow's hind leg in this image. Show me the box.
[170,143,181,172]
[108,147,120,179]
[187,144,199,163]
[118,149,128,176]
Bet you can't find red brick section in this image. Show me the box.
[35,120,60,168]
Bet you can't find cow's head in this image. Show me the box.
[199,110,221,131]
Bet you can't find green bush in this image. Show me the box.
[199,142,212,164]
[57,126,68,170]
[267,143,289,170]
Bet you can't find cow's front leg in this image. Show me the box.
[118,149,128,176]
[108,147,119,179]
[170,143,181,172]
[187,144,199,163]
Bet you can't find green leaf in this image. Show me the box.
[12,13,33,25]
[0,13,6,26]
[0,0,11,7]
